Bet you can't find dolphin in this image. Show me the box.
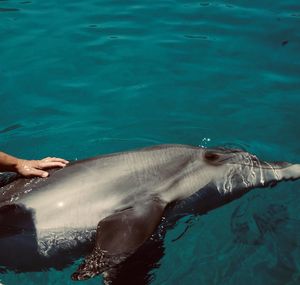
[0,144,299,282]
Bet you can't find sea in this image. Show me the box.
[0,0,300,284]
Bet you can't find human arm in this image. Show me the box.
[0,152,69,178]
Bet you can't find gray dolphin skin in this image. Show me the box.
[0,144,300,282]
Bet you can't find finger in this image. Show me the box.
[43,157,51,160]
[28,169,49,178]
[38,161,68,169]
[42,157,69,164]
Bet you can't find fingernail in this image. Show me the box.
[42,172,49,177]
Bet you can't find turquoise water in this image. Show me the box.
[1,0,300,284]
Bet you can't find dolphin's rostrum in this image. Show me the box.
[0,144,299,282]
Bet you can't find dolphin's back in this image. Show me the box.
[0,144,202,232]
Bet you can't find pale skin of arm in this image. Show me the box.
[0,152,69,178]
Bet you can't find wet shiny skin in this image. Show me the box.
[1,144,299,276]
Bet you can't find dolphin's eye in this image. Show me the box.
[204,151,220,161]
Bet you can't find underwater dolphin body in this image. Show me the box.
[0,144,300,283]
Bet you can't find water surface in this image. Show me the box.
[0,0,300,284]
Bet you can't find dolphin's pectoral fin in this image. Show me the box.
[72,248,125,281]
[71,198,166,281]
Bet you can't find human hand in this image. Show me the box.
[16,157,69,178]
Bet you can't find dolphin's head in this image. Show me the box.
[203,147,255,166]
[201,147,296,196]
